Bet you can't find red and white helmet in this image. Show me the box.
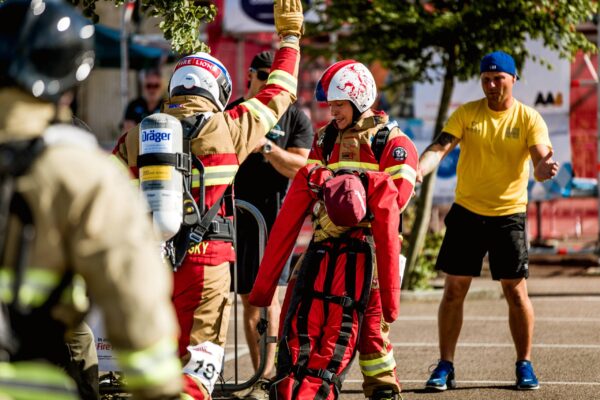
[168,52,232,111]
[315,60,377,113]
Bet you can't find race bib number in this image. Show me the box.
[182,341,224,393]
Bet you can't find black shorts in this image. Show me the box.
[230,209,291,294]
[435,203,529,280]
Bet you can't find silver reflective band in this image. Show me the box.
[282,35,300,43]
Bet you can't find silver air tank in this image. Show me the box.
[139,113,183,241]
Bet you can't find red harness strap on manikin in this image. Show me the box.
[271,236,374,399]
[249,166,401,399]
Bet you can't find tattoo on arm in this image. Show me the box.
[433,132,456,147]
[423,132,457,153]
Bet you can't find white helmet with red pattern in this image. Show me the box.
[168,52,232,111]
[315,60,377,113]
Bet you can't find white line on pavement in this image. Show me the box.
[224,348,249,362]
[397,316,600,322]
[392,342,600,349]
[531,297,600,302]
[342,379,600,386]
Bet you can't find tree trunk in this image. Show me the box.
[402,52,456,290]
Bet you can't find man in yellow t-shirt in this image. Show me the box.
[417,51,559,392]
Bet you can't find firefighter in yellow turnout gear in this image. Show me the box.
[0,1,182,399]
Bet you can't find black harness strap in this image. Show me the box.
[312,240,343,399]
[0,138,76,364]
[162,112,238,269]
[276,243,325,397]
[11,186,76,365]
[137,152,191,173]
[291,243,327,398]
[330,239,374,387]
[277,237,375,399]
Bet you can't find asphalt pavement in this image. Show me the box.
[221,263,600,400]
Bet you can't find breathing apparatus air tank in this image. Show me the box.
[139,113,184,241]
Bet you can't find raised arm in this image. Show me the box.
[225,0,304,164]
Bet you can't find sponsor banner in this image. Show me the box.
[415,39,570,119]
[410,39,571,204]
[87,308,119,372]
[223,0,275,33]
[223,0,317,33]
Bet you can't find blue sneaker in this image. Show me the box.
[516,360,540,390]
[425,360,456,391]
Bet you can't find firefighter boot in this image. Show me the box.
[369,388,401,400]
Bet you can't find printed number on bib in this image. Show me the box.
[183,341,224,393]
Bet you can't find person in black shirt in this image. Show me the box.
[227,50,313,399]
[122,68,164,132]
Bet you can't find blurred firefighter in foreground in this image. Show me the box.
[249,60,418,400]
[111,0,304,398]
[0,0,182,399]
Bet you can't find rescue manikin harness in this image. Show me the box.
[272,120,399,399]
[320,118,402,232]
[137,112,235,270]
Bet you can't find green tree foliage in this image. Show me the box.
[66,0,217,54]
[306,0,598,290]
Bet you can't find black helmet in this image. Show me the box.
[0,0,95,102]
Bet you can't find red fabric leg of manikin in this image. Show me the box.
[273,245,368,399]
[183,374,208,399]
[172,260,205,357]
[278,275,297,337]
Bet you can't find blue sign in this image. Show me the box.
[241,0,275,24]
[437,147,460,179]
[241,0,310,25]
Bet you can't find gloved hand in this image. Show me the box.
[274,0,304,38]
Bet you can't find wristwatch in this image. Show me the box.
[261,140,273,155]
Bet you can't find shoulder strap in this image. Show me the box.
[188,190,227,245]
[371,120,398,163]
[0,138,45,263]
[370,120,404,233]
[180,112,213,141]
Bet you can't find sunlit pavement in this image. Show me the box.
[222,264,600,399]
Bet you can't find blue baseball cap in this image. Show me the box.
[480,51,519,80]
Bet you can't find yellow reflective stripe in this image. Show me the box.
[181,394,195,400]
[204,177,235,186]
[191,165,238,188]
[359,351,396,377]
[114,337,181,389]
[205,165,239,174]
[243,98,277,133]
[267,70,297,93]
[192,165,239,175]
[385,164,417,184]
[0,361,79,400]
[327,161,379,171]
[0,269,61,307]
[60,275,89,312]
[307,159,323,166]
